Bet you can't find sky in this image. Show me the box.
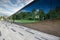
[21,0,60,13]
[0,0,34,16]
[0,0,60,17]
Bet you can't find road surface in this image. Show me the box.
[0,20,60,40]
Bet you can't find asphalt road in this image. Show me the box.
[0,20,60,40]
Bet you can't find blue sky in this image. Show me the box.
[22,0,60,13]
[0,0,34,16]
[10,0,17,4]
[0,0,60,16]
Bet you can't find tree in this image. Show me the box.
[12,14,16,22]
[38,9,45,21]
[49,10,57,20]
[14,12,32,20]
[55,7,60,19]
[32,9,36,21]
[47,7,60,20]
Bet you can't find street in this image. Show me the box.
[0,20,60,40]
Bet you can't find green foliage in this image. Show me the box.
[11,14,16,22]
[16,12,32,20]
[32,9,36,20]
[9,7,60,22]
[47,7,60,20]
[38,9,45,21]
[12,14,16,20]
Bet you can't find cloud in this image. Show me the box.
[0,0,34,17]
